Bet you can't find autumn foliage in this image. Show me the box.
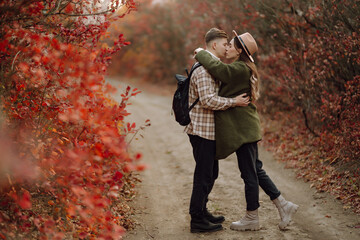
[109,0,360,213]
[0,0,143,239]
[255,0,360,213]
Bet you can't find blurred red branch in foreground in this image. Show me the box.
[0,0,143,239]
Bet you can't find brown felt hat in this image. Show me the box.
[232,30,258,62]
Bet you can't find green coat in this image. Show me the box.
[195,50,262,159]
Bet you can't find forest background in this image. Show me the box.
[108,0,360,215]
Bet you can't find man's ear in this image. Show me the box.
[212,41,217,50]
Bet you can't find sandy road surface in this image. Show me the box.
[109,80,360,240]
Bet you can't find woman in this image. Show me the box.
[194,31,298,231]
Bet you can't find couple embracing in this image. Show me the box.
[185,28,298,233]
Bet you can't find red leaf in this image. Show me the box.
[135,153,142,160]
[65,3,74,13]
[18,191,32,210]
[51,38,60,50]
[79,232,89,239]
[113,171,123,182]
[41,56,50,65]
[0,39,9,53]
[136,164,147,171]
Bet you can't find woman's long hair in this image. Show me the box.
[234,37,260,101]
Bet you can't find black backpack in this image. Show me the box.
[172,63,202,126]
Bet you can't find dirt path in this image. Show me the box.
[110,81,360,240]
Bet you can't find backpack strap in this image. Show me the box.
[189,62,202,76]
[186,62,201,77]
[188,63,202,110]
[189,98,199,111]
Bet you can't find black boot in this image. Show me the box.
[204,208,225,224]
[190,215,223,233]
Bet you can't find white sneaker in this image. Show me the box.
[230,209,260,231]
[273,195,299,230]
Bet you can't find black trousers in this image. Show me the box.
[236,142,281,211]
[188,134,219,217]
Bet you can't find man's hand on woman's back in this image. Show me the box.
[234,93,250,107]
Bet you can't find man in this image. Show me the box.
[185,28,249,233]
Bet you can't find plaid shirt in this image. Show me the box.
[185,58,236,140]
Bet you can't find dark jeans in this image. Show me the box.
[236,142,281,211]
[188,134,219,217]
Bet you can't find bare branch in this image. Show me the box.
[302,109,319,137]
[53,9,113,17]
[11,51,21,71]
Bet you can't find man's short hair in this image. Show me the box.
[205,28,228,45]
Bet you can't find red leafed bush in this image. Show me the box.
[256,0,360,162]
[256,0,360,213]
[0,0,143,239]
